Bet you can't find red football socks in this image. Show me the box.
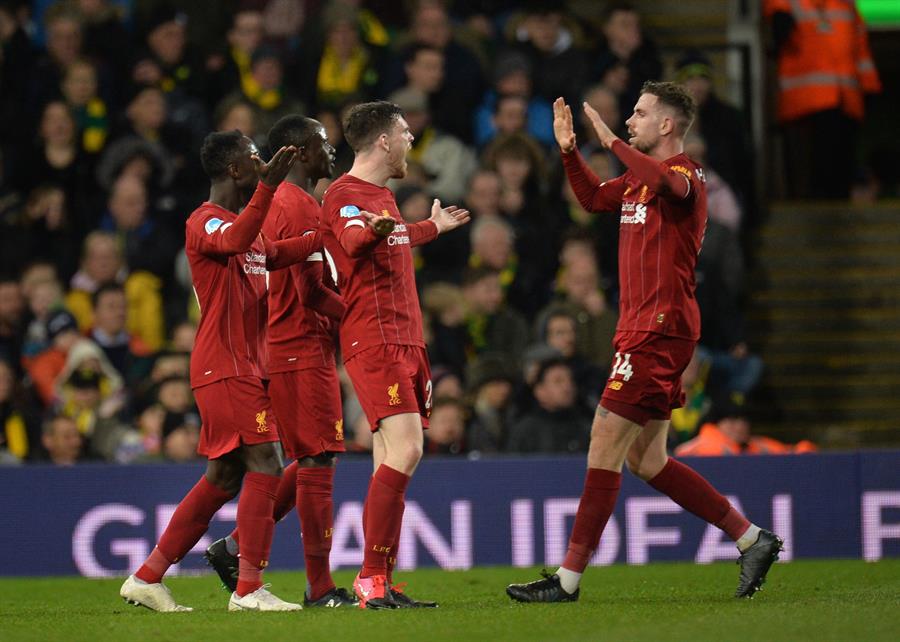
[227,461,298,547]
[385,496,404,585]
[360,464,410,578]
[135,476,233,584]
[648,458,751,540]
[235,472,279,596]
[297,466,336,600]
[562,468,622,573]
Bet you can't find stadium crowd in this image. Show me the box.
[1,0,776,465]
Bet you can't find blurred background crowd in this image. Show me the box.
[2,0,893,465]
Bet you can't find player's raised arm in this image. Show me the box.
[331,205,395,258]
[583,101,690,201]
[263,230,322,270]
[194,145,298,257]
[407,199,470,247]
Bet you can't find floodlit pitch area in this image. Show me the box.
[2,560,897,642]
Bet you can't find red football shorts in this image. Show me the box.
[600,331,696,427]
[344,344,432,432]
[268,366,346,460]
[195,376,279,459]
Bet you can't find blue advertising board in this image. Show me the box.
[1,452,898,576]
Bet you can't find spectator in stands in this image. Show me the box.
[482,132,558,314]
[302,4,381,111]
[230,46,305,148]
[593,2,662,111]
[131,4,205,105]
[17,100,94,232]
[473,50,554,149]
[424,397,468,455]
[580,84,624,157]
[503,2,588,108]
[89,282,153,385]
[675,50,755,211]
[0,0,32,148]
[506,356,591,453]
[213,95,260,144]
[66,231,165,351]
[694,219,763,402]
[7,183,79,284]
[386,87,477,203]
[535,308,607,408]
[462,266,529,369]
[0,356,39,462]
[684,133,743,232]
[18,263,65,361]
[465,354,517,454]
[54,338,129,461]
[764,0,881,199]
[392,0,485,142]
[72,0,130,88]
[207,8,265,105]
[100,174,179,284]
[160,409,201,462]
[675,397,817,456]
[61,58,109,156]
[27,4,85,112]
[537,252,617,370]
[40,414,86,465]
[0,275,25,370]
[421,282,468,378]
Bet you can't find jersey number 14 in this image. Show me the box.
[610,352,634,382]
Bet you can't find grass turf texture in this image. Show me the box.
[1,560,897,642]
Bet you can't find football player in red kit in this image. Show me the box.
[322,101,469,609]
[120,132,321,612]
[507,82,782,603]
[205,115,359,607]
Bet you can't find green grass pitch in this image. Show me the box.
[2,560,898,642]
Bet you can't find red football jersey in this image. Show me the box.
[321,174,427,360]
[565,150,707,340]
[263,182,337,372]
[185,187,273,388]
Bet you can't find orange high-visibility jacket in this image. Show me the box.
[764,0,881,122]
[674,423,818,456]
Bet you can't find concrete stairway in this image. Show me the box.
[746,203,900,447]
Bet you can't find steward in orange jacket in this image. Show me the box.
[764,0,881,123]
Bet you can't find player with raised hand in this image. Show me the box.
[506,83,782,604]
[120,131,322,613]
[204,114,361,607]
[322,100,469,609]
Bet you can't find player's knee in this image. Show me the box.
[624,454,650,480]
[626,451,666,481]
[399,440,423,470]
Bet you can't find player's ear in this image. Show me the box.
[378,133,390,153]
[227,162,241,180]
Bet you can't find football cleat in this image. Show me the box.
[353,573,398,610]
[390,582,438,608]
[228,585,302,611]
[204,538,239,592]
[304,586,359,608]
[735,529,784,598]
[506,570,580,603]
[119,574,193,612]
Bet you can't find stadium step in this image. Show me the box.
[745,203,900,446]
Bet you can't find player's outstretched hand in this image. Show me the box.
[360,210,396,237]
[553,97,576,153]
[582,102,617,149]
[255,145,298,187]
[429,198,471,235]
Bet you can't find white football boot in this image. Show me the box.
[228,585,303,612]
[120,574,193,612]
